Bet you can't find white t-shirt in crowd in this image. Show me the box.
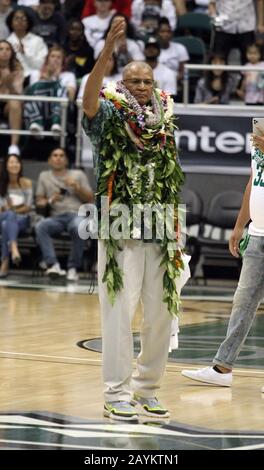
[78,73,122,99]
[82,14,113,49]
[30,70,77,91]
[248,156,264,236]
[131,0,177,31]
[152,63,177,96]
[94,38,144,62]
[17,0,65,5]
[159,42,189,72]
[17,0,39,5]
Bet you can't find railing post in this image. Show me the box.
[60,101,68,148]
[75,100,83,167]
[183,66,189,105]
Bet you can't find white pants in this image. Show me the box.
[98,240,172,402]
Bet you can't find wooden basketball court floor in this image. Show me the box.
[0,277,264,451]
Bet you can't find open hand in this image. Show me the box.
[105,17,126,51]
[229,227,243,258]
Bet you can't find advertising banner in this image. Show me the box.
[174,108,262,168]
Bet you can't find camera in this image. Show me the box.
[59,187,68,196]
[212,14,228,30]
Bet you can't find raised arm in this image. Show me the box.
[82,17,126,119]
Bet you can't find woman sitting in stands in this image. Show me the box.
[24,45,77,135]
[6,8,48,80]
[194,52,239,105]
[0,39,24,156]
[0,154,33,278]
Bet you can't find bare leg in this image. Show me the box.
[4,100,22,146]
[215,365,232,373]
[10,241,21,261]
[0,257,9,274]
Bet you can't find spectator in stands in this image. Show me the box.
[78,52,122,98]
[208,0,259,64]
[94,14,144,70]
[64,19,95,83]
[81,0,132,19]
[131,0,180,33]
[237,43,264,106]
[157,17,189,81]
[82,0,114,49]
[35,147,93,281]
[182,132,264,393]
[256,0,264,44]
[194,52,239,104]
[0,39,24,156]
[6,8,48,78]
[24,45,76,135]
[144,36,177,96]
[0,154,33,278]
[0,0,13,39]
[63,0,84,20]
[31,0,67,47]
[137,6,161,38]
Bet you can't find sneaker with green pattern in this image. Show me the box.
[131,395,170,418]
[104,401,138,421]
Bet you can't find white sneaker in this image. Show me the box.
[8,144,20,156]
[51,123,62,136]
[181,366,232,387]
[46,263,66,279]
[261,386,264,393]
[67,268,79,282]
[39,260,47,270]
[29,122,44,133]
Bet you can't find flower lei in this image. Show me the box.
[98,81,185,317]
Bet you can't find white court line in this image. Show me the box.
[182,295,234,302]
[227,443,264,450]
[0,439,115,450]
[0,350,101,364]
[0,351,264,377]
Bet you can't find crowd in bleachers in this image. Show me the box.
[1,0,264,278]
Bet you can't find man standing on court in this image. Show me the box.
[182,128,264,392]
[82,17,184,421]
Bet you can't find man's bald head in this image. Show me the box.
[122,61,154,105]
[122,61,153,81]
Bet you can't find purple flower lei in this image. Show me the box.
[116,81,163,130]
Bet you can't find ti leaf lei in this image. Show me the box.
[97,81,185,317]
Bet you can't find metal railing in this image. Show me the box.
[3,64,262,167]
[76,98,83,168]
[0,94,69,147]
[183,64,264,104]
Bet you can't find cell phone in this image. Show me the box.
[59,187,68,195]
[252,117,264,136]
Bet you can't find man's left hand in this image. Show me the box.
[64,176,80,192]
